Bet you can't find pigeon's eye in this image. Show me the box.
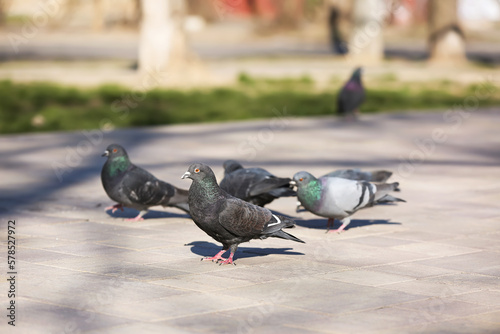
[113,149,118,153]
[299,178,303,182]
[194,168,200,173]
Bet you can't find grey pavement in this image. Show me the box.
[0,110,499,333]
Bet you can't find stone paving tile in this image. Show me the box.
[396,297,494,318]
[436,235,500,252]
[216,277,426,314]
[319,269,415,287]
[338,235,415,248]
[450,290,500,306]
[92,292,261,322]
[416,251,500,276]
[95,235,179,251]
[397,316,500,334]
[17,247,85,263]
[368,262,461,279]
[152,273,253,292]
[424,273,500,291]
[207,259,348,284]
[290,306,440,334]
[379,277,480,297]
[390,242,480,257]
[83,322,195,334]
[3,297,132,334]
[467,310,500,325]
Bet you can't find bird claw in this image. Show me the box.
[125,217,144,222]
[105,204,124,213]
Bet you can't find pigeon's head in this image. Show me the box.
[182,163,217,183]
[351,67,363,82]
[102,144,128,158]
[222,160,244,174]
[290,171,316,188]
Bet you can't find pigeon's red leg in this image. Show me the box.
[125,210,147,222]
[105,204,124,213]
[328,218,351,234]
[325,218,335,232]
[202,249,228,262]
[218,252,235,265]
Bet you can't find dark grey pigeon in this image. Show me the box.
[182,163,304,265]
[337,67,365,120]
[219,160,296,207]
[323,168,392,183]
[101,144,189,221]
[291,171,404,233]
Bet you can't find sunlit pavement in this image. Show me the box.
[1,110,499,333]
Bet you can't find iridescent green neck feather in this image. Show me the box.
[107,156,130,177]
[300,179,322,208]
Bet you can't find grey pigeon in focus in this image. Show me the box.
[323,168,392,183]
[219,160,296,207]
[296,168,395,212]
[182,163,304,265]
[291,171,404,233]
[101,144,189,221]
[337,67,365,120]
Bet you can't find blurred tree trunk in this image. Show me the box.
[428,0,466,63]
[138,0,204,85]
[349,0,384,64]
[0,0,5,27]
[92,0,104,31]
[272,0,303,29]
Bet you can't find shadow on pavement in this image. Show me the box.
[184,241,304,260]
[296,218,402,231]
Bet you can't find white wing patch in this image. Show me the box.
[267,214,282,227]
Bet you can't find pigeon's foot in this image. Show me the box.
[105,204,124,213]
[201,249,227,263]
[217,253,235,266]
[125,216,144,222]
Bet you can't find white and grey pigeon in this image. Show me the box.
[291,171,405,233]
[101,144,190,221]
[182,163,304,265]
[219,159,296,207]
[296,168,396,212]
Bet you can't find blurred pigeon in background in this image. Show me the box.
[291,171,404,233]
[337,67,365,120]
[220,160,296,207]
[182,163,304,265]
[101,144,189,221]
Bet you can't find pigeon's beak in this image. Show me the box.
[181,171,191,180]
[289,180,297,186]
[101,150,109,157]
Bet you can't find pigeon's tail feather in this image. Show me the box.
[371,170,393,183]
[270,230,305,243]
[248,177,292,197]
[171,202,190,214]
[374,182,405,203]
[377,195,406,203]
[160,187,190,213]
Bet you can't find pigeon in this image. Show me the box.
[337,67,365,120]
[296,168,395,212]
[291,171,404,233]
[219,160,296,207]
[323,168,393,183]
[182,163,304,265]
[101,144,190,221]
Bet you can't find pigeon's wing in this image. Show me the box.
[217,197,272,237]
[121,166,175,206]
[322,177,377,214]
[220,170,254,199]
[323,169,392,183]
[248,176,292,197]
